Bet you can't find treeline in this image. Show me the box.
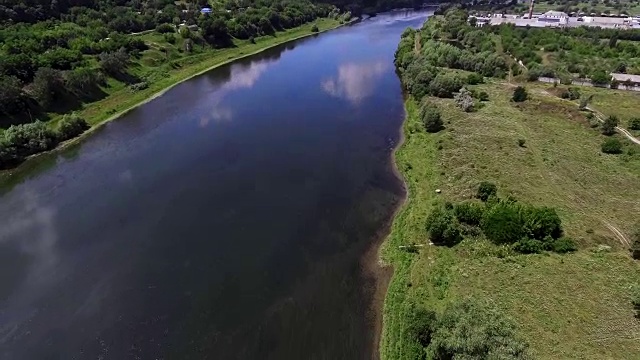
[394,8,508,101]
[492,24,640,79]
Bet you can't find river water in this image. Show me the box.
[0,11,429,360]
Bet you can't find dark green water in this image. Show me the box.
[0,11,429,360]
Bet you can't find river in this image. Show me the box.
[0,10,429,360]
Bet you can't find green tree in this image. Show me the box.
[429,72,463,98]
[57,113,89,141]
[420,102,444,133]
[631,223,640,260]
[425,205,463,246]
[590,70,611,86]
[629,118,640,130]
[601,115,619,136]
[0,75,26,115]
[99,48,129,76]
[481,202,526,245]
[512,86,528,102]
[30,67,63,109]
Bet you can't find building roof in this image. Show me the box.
[542,10,568,18]
[611,73,640,83]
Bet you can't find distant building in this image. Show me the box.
[201,7,212,14]
[611,73,640,86]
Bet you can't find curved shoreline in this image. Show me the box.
[1,19,354,180]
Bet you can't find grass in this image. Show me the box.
[380,81,640,359]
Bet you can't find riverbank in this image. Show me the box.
[379,82,640,358]
[0,18,347,178]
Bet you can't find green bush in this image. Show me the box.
[164,33,176,44]
[550,237,577,253]
[601,138,623,154]
[481,201,526,245]
[0,121,58,168]
[476,181,497,202]
[57,113,89,141]
[405,303,437,347]
[156,23,175,33]
[429,72,464,98]
[632,223,640,260]
[629,117,640,130]
[478,91,489,101]
[520,205,562,240]
[512,86,528,102]
[426,299,529,359]
[420,102,444,133]
[425,206,463,246]
[467,72,484,85]
[518,139,526,147]
[412,67,438,99]
[453,201,485,226]
[513,238,543,254]
[311,24,319,32]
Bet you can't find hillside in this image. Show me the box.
[382,8,640,359]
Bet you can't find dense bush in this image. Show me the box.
[57,113,89,141]
[629,118,640,131]
[453,201,485,225]
[425,299,529,359]
[632,223,640,260]
[420,102,444,133]
[513,237,544,254]
[560,87,581,100]
[549,237,577,253]
[155,23,175,34]
[0,121,57,167]
[601,138,623,154]
[632,286,640,318]
[311,24,319,32]
[425,206,463,246]
[476,181,497,202]
[520,205,562,240]
[429,72,464,98]
[481,202,526,245]
[467,72,484,85]
[601,115,619,136]
[512,86,528,102]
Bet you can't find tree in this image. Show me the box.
[476,181,497,202]
[481,202,526,245]
[57,113,89,141]
[425,205,463,246]
[0,75,26,115]
[629,118,640,130]
[200,17,232,47]
[311,24,319,32]
[601,115,619,136]
[601,138,623,154]
[590,70,611,86]
[30,67,63,109]
[512,86,528,102]
[429,72,463,98]
[454,87,474,112]
[426,299,529,359]
[99,48,129,76]
[420,102,444,133]
[609,32,619,48]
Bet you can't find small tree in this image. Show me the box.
[629,117,640,130]
[429,72,463,98]
[454,87,474,112]
[590,69,611,86]
[601,115,619,136]
[420,102,444,133]
[601,138,623,154]
[579,94,594,110]
[58,113,89,141]
[631,223,640,260]
[311,24,319,32]
[476,181,497,202]
[425,206,463,246]
[99,48,129,76]
[30,67,63,109]
[0,75,26,115]
[512,86,528,102]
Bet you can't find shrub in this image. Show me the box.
[426,299,529,359]
[476,181,497,202]
[425,206,463,246]
[601,138,622,154]
[477,91,489,101]
[429,72,464,98]
[512,86,528,102]
[311,24,319,32]
[550,237,577,253]
[164,33,176,44]
[520,205,562,240]
[629,117,640,130]
[57,113,89,141]
[420,102,444,133]
[156,23,175,33]
[566,87,581,100]
[405,303,437,347]
[411,67,438,99]
[0,121,58,168]
[129,82,149,92]
[453,201,485,225]
[481,201,526,245]
[579,94,594,110]
[454,87,474,112]
[601,115,619,136]
[467,72,484,85]
[513,238,543,254]
[518,138,526,147]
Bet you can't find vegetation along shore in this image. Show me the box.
[381,7,640,359]
[0,0,353,170]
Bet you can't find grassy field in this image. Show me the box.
[380,82,640,359]
[73,18,341,128]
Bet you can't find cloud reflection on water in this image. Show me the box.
[321,61,388,105]
[200,62,272,127]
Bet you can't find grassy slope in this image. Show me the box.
[66,18,341,127]
[380,82,640,359]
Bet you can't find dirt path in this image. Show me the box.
[586,106,640,145]
[604,221,631,247]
